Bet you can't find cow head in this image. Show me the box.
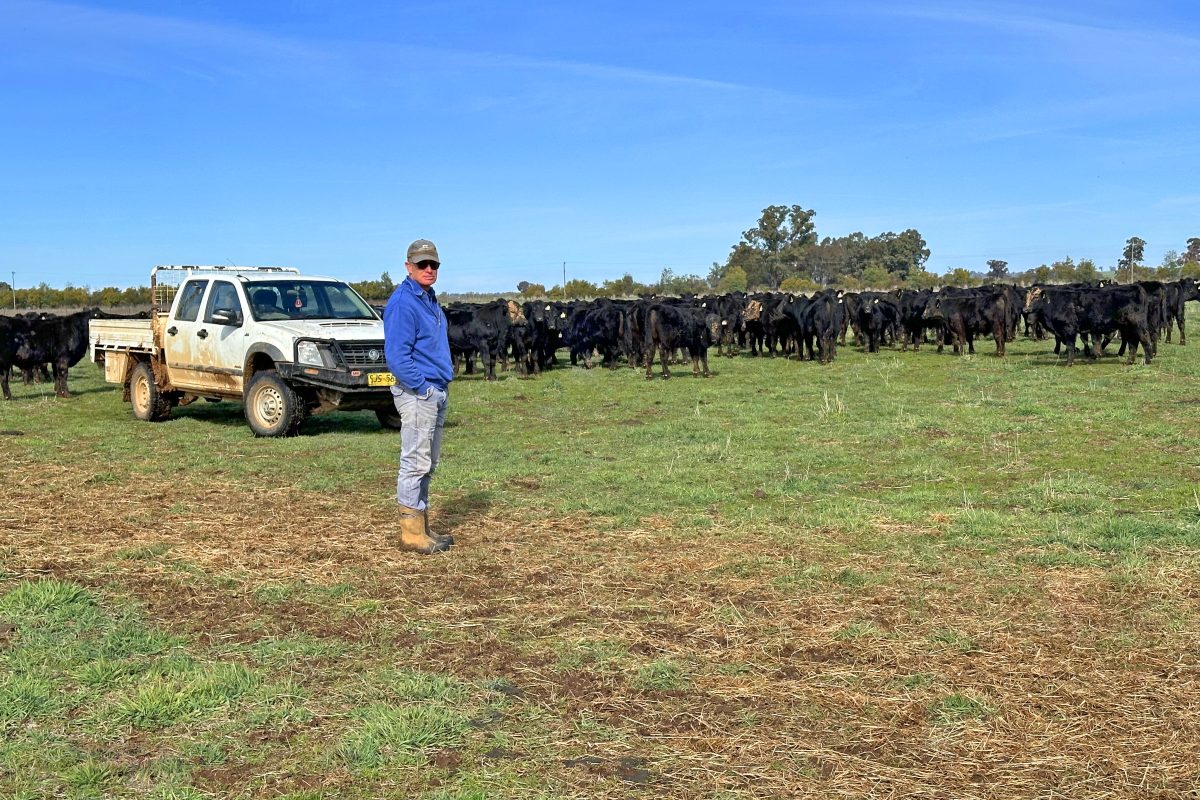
[506,299,527,325]
[1023,286,1044,312]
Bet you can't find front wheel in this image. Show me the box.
[375,406,403,430]
[244,371,305,437]
[130,361,171,422]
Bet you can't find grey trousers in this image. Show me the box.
[392,385,448,510]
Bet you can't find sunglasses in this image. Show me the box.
[411,261,440,271]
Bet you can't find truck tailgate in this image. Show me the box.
[89,318,156,352]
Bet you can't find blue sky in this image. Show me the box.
[2,1,1198,293]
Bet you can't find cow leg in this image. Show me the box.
[1180,316,1187,346]
[54,363,71,397]
[1122,332,1138,365]
[1136,328,1153,365]
[481,349,496,381]
[1,367,10,400]
[643,345,655,380]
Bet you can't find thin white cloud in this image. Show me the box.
[1155,195,1200,209]
[0,0,319,58]
[0,0,798,102]
[868,1,1200,67]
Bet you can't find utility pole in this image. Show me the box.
[9,271,14,310]
[562,261,566,301]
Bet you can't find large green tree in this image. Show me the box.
[728,204,817,289]
[1118,236,1146,282]
[1184,237,1200,264]
[803,237,852,287]
[986,259,1009,279]
[876,229,930,280]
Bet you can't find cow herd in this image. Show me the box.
[0,308,120,400]
[2,278,1197,402]
[447,277,1200,380]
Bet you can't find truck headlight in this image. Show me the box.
[297,341,332,367]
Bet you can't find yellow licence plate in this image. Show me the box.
[368,372,397,387]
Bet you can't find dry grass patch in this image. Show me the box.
[4,447,1200,798]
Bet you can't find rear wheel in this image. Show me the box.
[375,406,403,430]
[244,371,305,437]
[130,361,171,422]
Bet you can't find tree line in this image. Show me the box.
[5,211,1198,308]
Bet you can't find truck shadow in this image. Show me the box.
[170,402,391,435]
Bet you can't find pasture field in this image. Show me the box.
[2,318,1200,799]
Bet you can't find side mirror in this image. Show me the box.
[211,308,241,327]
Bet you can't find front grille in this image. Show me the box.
[337,341,387,367]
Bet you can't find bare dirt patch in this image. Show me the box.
[4,455,1200,798]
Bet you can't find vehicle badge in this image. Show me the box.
[367,348,381,361]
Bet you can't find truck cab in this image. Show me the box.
[91,265,401,436]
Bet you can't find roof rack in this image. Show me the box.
[150,265,301,314]
[152,264,298,275]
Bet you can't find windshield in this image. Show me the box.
[247,280,378,322]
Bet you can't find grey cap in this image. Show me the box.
[406,239,440,264]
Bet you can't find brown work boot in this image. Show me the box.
[424,509,455,546]
[395,505,449,554]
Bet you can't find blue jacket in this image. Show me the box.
[383,277,453,394]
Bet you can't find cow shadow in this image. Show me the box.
[1027,350,1135,367]
[3,381,115,399]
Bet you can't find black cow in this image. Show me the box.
[764,295,800,357]
[643,303,711,379]
[811,291,847,363]
[709,293,744,356]
[923,288,1008,357]
[855,292,900,353]
[896,289,932,351]
[742,294,772,356]
[1164,277,1200,345]
[7,309,97,397]
[446,300,515,381]
[522,300,563,371]
[0,314,31,400]
[562,300,627,369]
[1024,284,1153,366]
[1134,280,1168,358]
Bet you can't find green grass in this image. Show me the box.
[2,310,1200,797]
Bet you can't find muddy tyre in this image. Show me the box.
[375,407,403,430]
[244,371,305,437]
[130,361,171,422]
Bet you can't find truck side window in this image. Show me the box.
[174,280,209,322]
[204,281,242,324]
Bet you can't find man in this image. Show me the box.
[383,239,455,554]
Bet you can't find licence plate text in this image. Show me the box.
[368,372,396,387]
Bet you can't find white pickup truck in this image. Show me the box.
[89,265,400,436]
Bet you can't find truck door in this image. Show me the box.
[198,280,248,394]
[162,278,210,390]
